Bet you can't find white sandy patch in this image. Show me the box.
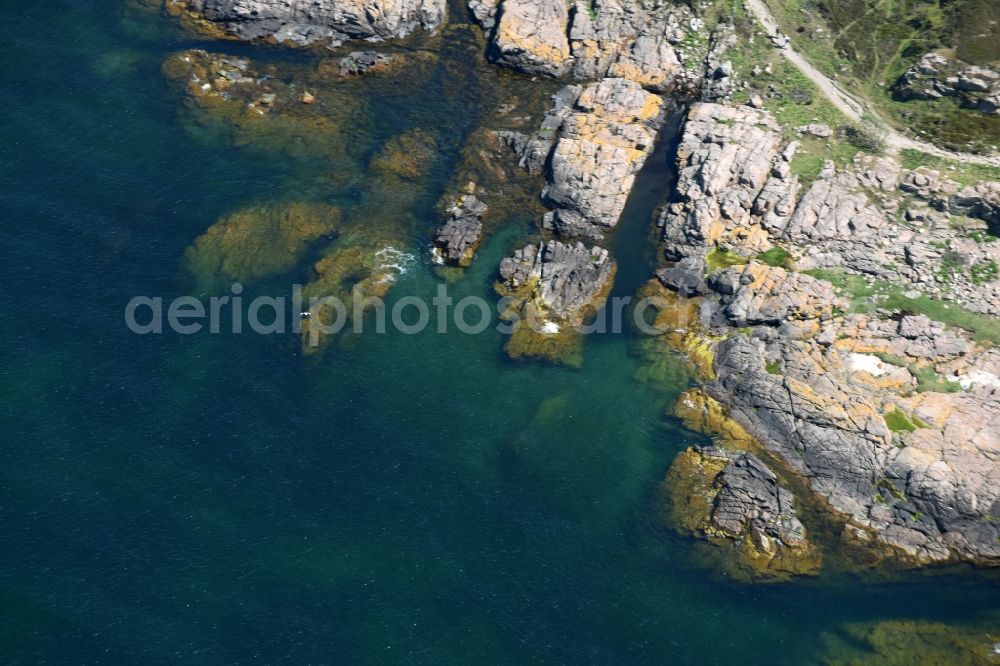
[958,370,1000,390]
[848,353,888,377]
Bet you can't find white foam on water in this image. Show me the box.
[373,246,416,285]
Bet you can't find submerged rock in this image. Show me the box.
[176,0,447,46]
[186,202,341,286]
[163,49,365,160]
[336,51,396,76]
[301,130,435,353]
[818,617,1000,665]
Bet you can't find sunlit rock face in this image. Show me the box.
[495,240,616,366]
[178,0,448,46]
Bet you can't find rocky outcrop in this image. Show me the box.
[706,331,1000,565]
[474,0,687,90]
[432,195,485,267]
[664,445,821,579]
[496,241,615,364]
[498,241,614,320]
[540,78,666,239]
[180,0,447,46]
[895,51,1000,115]
[707,263,840,327]
[649,97,1000,568]
[500,79,664,239]
[778,171,887,241]
[336,51,395,76]
[951,181,1000,227]
[661,103,785,259]
[487,0,572,77]
[567,0,685,92]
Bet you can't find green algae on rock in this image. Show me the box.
[300,129,437,353]
[817,617,1000,665]
[163,49,366,161]
[185,202,341,288]
[662,445,823,581]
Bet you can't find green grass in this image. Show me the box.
[802,268,875,297]
[725,14,862,170]
[765,360,782,374]
[790,153,826,182]
[912,365,963,393]
[971,259,999,285]
[762,0,1000,154]
[873,290,1000,346]
[758,246,794,268]
[804,268,1000,346]
[968,229,999,243]
[899,149,1000,186]
[706,248,749,272]
[872,352,908,367]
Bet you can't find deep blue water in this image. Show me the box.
[2,1,999,663]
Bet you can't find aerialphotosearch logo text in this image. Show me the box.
[124,283,683,346]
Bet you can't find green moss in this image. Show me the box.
[884,408,927,433]
[758,246,793,269]
[765,360,782,375]
[877,478,907,501]
[911,365,963,393]
[706,248,749,272]
[872,352,908,368]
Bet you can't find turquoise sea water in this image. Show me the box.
[2,2,999,662]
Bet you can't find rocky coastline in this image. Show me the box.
[163,0,1000,585]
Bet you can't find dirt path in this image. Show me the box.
[744,0,1000,168]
